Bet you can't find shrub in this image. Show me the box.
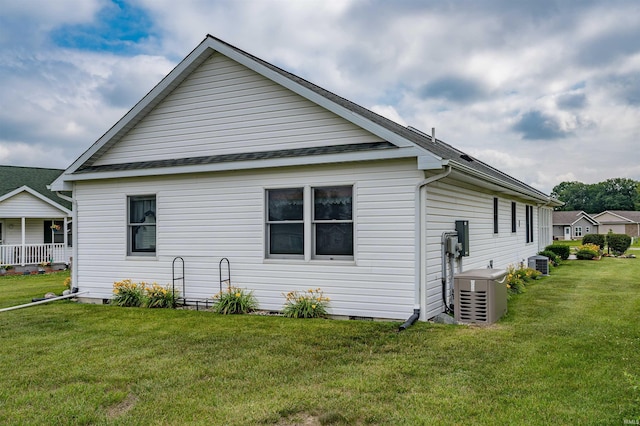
[538,250,561,266]
[544,244,571,260]
[112,279,145,307]
[145,283,176,308]
[576,249,597,260]
[607,233,632,256]
[582,234,605,249]
[505,265,541,296]
[213,286,258,314]
[282,288,331,318]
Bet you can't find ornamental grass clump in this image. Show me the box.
[213,286,258,314]
[505,265,542,297]
[112,279,145,307]
[145,283,176,308]
[282,288,330,318]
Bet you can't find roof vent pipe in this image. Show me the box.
[432,127,436,143]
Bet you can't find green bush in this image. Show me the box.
[576,249,597,260]
[538,250,561,266]
[213,287,258,314]
[545,244,571,260]
[582,234,605,249]
[606,233,632,256]
[282,288,330,318]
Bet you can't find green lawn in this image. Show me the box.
[0,262,639,425]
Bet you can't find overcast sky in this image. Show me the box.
[1,0,639,193]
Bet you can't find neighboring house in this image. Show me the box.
[593,211,640,238]
[552,210,599,241]
[0,165,72,267]
[51,35,561,321]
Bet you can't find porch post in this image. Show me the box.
[21,217,26,266]
[63,217,68,264]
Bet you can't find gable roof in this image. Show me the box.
[593,210,640,223]
[51,35,561,206]
[552,210,599,226]
[0,165,71,211]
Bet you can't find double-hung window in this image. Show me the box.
[574,226,582,237]
[313,186,353,258]
[266,188,304,258]
[266,185,354,260]
[128,195,156,256]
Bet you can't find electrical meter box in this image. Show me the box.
[454,268,507,324]
[455,220,469,256]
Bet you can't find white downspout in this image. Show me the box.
[56,189,78,291]
[413,166,451,319]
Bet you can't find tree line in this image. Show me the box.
[551,178,640,213]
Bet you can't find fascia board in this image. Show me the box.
[60,146,421,183]
[0,186,72,215]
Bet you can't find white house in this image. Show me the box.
[51,35,561,321]
[0,166,72,269]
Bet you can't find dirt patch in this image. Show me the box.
[106,393,138,419]
[274,412,321,426]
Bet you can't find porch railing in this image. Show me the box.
[0,244,68,266]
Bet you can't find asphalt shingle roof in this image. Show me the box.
[0,165,71,210]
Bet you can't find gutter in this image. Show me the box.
[450,160,561,206]
[399,165,452,331]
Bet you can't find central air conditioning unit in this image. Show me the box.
[454,268,508,324]
[528,255,550,276]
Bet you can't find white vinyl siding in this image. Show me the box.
[0,219,47,245]
[93,53,385,167]
[0,192,66,218]
[73,160,421,320]
[424,179,540,319]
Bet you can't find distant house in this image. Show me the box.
[0,166,72,268]
[593,211,640,238]
[552,211,599,240]
[51,35,561,321]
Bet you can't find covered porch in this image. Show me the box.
[0,217,71,267]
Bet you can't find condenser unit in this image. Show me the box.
[454,269,508,324]
[528,255,550,276]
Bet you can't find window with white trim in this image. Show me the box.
[128,195,156,256]
[574,226,582,237]
[266,185,354,260]
[585,226,591,233]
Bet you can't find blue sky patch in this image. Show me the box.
[50,0,157,55]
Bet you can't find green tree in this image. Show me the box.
[552,178,640,213]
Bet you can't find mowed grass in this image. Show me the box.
[0,261,639,425]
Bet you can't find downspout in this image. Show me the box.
[0,291,88,313]
[399,164,452,331]
[56,189,78,292]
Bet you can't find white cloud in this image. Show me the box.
[1,0,639,195]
